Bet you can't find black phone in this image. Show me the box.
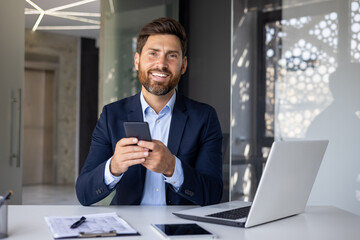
[123,122,152,141]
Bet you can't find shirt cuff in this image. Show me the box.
[104,157,122,189]
[164,156,184,191]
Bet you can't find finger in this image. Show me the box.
[124,158,146,167]
[121,145,149,154]
[137,140,155,151]
[117,137,139,147]
[111,157,146,175]
[117,150,149,161]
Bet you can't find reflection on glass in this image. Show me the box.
[351,1,360,62]
[231,0,360,211]
[267,13,337,139]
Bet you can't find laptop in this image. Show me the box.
[173,140,328,228]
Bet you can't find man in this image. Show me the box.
[76,17,223,206]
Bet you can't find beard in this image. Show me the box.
[138,64,182,96]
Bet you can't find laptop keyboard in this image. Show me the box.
[206,206,251,220]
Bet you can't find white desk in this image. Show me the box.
[7,205,360,239]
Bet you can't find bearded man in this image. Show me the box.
[76,17,223,206]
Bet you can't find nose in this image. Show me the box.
[156,54,168,70]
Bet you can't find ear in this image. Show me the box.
[181,56,188,75]
[134,52,140,71]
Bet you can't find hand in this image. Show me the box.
[137,140,175,177]
[110,138,149,176]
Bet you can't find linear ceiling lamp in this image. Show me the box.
[25,0,99,31]
[25,9,100,17]
[46,0,97,13]
[37,25,100,30]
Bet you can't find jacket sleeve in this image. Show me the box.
[76,106,114,206]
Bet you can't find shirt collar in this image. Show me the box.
[140,90,177,115]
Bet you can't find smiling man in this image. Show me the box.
[76,17,223,206]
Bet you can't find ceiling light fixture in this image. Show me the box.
[25,0,45,31]
[25,0,42,12]
[45,0,97,13]
[25,0,100,32]
[45,13,100,25]
[37,26,100,30]
[44,11,100,17]
[32,12,45,31]
[25,9,100,17]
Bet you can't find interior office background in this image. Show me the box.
[0,0,359,216]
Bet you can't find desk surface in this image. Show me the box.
[7,205,360,240]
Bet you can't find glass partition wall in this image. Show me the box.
[231,0,360,216]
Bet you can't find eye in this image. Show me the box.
[168,53,178,59]
[149,51,157,57]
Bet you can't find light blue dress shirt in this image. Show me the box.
[104,91,184,205]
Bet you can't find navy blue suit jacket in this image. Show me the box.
[76,92,223,206]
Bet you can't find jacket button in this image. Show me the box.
[184,189,194,197]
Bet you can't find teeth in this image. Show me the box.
[152,73,168,77]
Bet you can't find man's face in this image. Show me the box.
[134,34,187,96]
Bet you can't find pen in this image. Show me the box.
[70,216,86,229]
[0,190,13,207]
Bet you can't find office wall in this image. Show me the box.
[178,0,231,201]
[179,0,231,134]
[79,38,99,174]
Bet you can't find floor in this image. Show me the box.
[22,184,79,205]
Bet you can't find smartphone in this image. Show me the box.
[151,223,217,239]
[123,122,152,141]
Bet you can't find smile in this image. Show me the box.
[151,72,169,78]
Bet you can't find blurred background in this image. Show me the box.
[0,0,359,216]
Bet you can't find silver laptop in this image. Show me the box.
[173,140,328,228]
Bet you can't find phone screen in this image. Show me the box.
[123,122,152,141]
[152,223,216,239]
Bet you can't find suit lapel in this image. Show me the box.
[126,93,144,122]
[167,92,188,155]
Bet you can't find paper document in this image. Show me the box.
[45,212,138,239]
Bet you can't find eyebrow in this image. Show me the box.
[146,48,181,55]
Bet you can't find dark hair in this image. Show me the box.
[136,17,187,57]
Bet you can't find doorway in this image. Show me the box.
[23,68,55,185]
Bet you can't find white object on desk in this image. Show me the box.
[45,212,137,238]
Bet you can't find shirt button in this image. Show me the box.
[156,188,159,192]
[156,120,160,124]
